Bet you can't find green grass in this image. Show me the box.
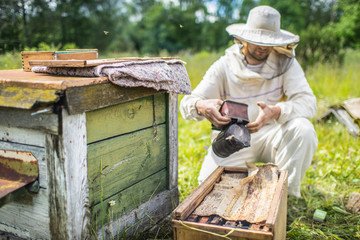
[0,51,22,70]
[1,49,359,239]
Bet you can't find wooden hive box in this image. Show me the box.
[21,49,98,71]
[0,69,179,239]
[172,167,288,240]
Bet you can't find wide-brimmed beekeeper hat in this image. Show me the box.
[226,6,299,47]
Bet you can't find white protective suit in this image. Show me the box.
[180,44,318,197]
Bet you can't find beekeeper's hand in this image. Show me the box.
[195,99,231,128]
[246,102,281,133]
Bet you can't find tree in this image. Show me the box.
[133,1,207,54]
[239,0,257,22]
[1,0,359,59]
[334,0,360,48]
[0,0,23,51]
[260,0,335,34]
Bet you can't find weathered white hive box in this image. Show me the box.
[0,69,179,239]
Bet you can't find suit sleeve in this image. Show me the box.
[180,58,226,121]
[275,59,317,124]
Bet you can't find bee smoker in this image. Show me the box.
[212,100,251,158]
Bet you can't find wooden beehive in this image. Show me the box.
[172,167,288,240]
[0,68,179,239]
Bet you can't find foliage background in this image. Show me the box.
[1,0,360,66]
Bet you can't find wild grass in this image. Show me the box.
[0,51,22,70]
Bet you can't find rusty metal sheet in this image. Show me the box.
[0,149,39,198]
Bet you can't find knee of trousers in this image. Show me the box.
[284,118,318,148]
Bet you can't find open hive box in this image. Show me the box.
[172,166,288,240]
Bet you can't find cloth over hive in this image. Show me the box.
[32,59,191,95]
[193,164,279,223]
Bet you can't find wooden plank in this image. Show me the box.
[209,216,221,225]
[87,125,167,205]
[55,51,97,60]
[86,94,166,143]
[46,110,90,239]
[96,187,178,239]
[0,189,50,239]
[172,220,273,240]
[29,57,180,68]
[21,51,54,56]
[272,171,288,240]
[187,214,198,222]
[30,59,87,67]
[224,166,249,173]
[0,69,108,90]
[168,93,179,190]
[172,167,224,221]
[0,125,45,147]
[114,56,180,61]
[61,110,90,239]
[91,169,168,229]
[155,93,167,124]
[0,140,47,189]
[265,170,288,228]
[0,86,60,109]
[0,108,58,135]
[65,82,165,114]
[46,134,68,239]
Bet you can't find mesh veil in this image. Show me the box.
[236,42,297,80]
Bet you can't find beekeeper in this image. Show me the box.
[180,5,318,197]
